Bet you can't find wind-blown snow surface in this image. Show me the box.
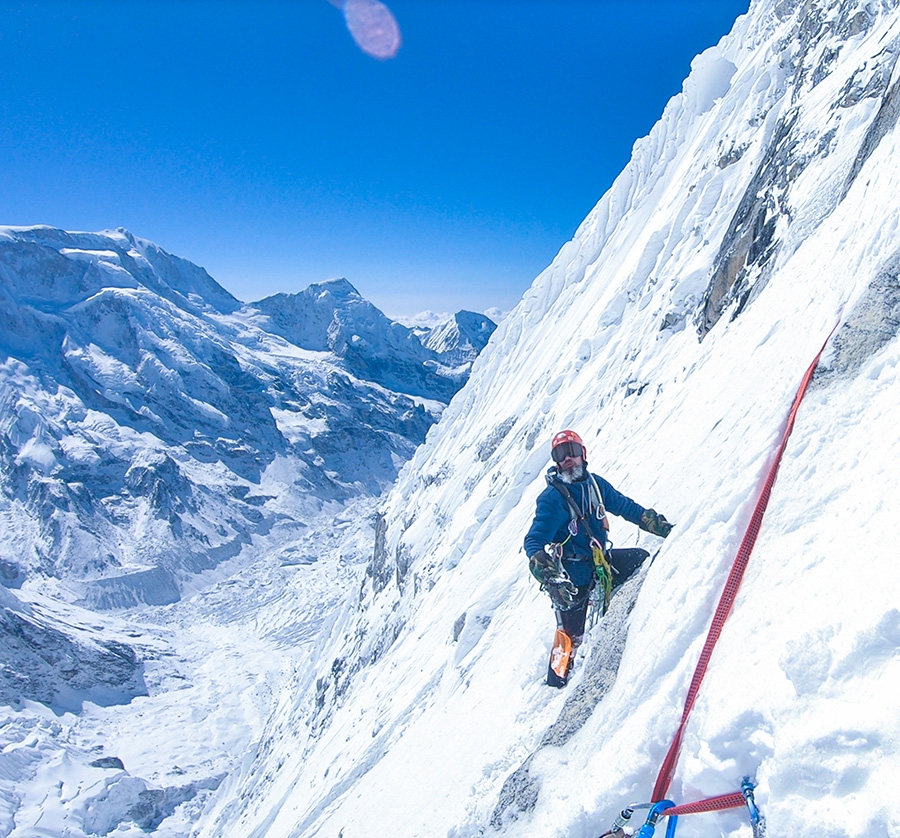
[197,2,900,836]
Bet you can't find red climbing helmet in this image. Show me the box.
[550,429,587,463]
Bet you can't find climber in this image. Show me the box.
[524,429,672,687]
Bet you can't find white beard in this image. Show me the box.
[559,464,585,483]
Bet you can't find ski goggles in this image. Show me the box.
[551,441,583,462]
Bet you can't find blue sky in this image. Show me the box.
[1,0,749,318]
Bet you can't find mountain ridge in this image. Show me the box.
[0,225,494,615]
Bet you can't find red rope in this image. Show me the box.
[662,791,747,817]
[651,324,838,803]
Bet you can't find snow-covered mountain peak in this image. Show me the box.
[423,309,497,362]
[307,276,362,299]
[0,225,241,315]
[249,281,495,400]
[250,276,401,353]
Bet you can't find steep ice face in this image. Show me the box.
[202,2,900,837]
[698,0,900,335]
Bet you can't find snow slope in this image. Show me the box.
[197,1,900,836]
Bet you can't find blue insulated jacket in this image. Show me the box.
[523,469,646,586]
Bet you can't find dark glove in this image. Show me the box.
[529,550,578,610]
[528,549,557,584]
[544,575,579,611]
[640,508,673,538]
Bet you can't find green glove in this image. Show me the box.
[529,550,578,610]
[528,549,557,584]
[640,508,673,538]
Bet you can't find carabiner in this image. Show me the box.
[635,800,676,837]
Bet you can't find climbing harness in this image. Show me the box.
[546,468,610,535]
[597,320,840,838]
[547,470,614,619]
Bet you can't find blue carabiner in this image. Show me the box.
[635,801,676,838]
[742,778,762,827]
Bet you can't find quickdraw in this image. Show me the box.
[591,538,613,613]
[597,779,764,837]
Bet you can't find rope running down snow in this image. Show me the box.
[651,322,839,804]
[599,320,841,837]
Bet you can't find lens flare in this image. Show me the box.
[331,0,402,60]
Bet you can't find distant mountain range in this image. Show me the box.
[0,225,495,614]
[250,277,495,402]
